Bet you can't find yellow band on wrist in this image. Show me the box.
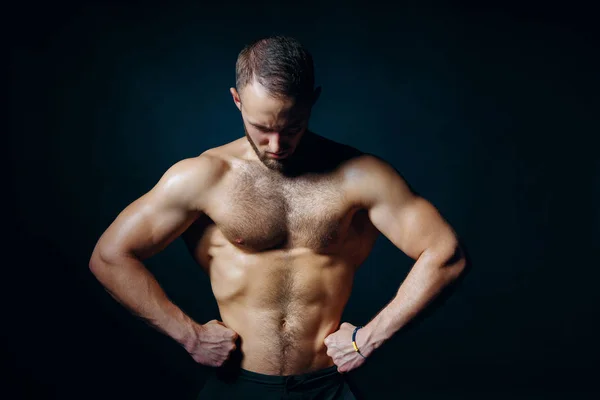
[352,326,367,359]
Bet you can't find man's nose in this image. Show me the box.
[268,135,286,153]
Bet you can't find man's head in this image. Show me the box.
[230,36,321,171]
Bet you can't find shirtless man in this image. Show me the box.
[89,36,466,399]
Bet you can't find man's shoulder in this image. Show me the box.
[183,137,248,170]
[331,146,412,199]
[153,151,230,211]
[341,153,389,176]
[172,152,228,178]
[315,136,384,178]
[161,150,231,196]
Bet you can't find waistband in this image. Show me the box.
[217,365,342,389]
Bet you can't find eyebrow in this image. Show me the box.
[248,121,274,131]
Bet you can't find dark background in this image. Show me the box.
[6,1,599,399]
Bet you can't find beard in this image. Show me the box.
[244,126,290,172]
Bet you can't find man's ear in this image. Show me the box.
[230,87,242,111]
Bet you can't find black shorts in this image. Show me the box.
[197,365,358,399]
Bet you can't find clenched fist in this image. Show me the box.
[324,322,372,373]
[186,319,239,367]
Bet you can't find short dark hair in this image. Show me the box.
[235,36,315,104]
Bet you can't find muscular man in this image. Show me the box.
[89,36,466,399]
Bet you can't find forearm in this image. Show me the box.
[89,255,198,347]
[363,246,466,350]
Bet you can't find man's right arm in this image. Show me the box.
[88,155,222,349]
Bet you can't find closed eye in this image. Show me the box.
[283,126,303,134]
[251,122,303,135]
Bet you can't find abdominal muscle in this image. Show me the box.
[205,239,356,376]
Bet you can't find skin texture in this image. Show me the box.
[89,80,466,376]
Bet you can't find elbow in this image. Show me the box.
[88,251,106,277]
[447,243,468,281]
[89,244,138,277]
[436,242,467,281]
[89,245,117,277]
[451,255,467,280]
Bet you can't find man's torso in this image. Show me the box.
[182,135,380,375]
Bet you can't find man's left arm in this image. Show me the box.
[358,155,466,351]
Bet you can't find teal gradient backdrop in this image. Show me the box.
[7,1,599,399]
